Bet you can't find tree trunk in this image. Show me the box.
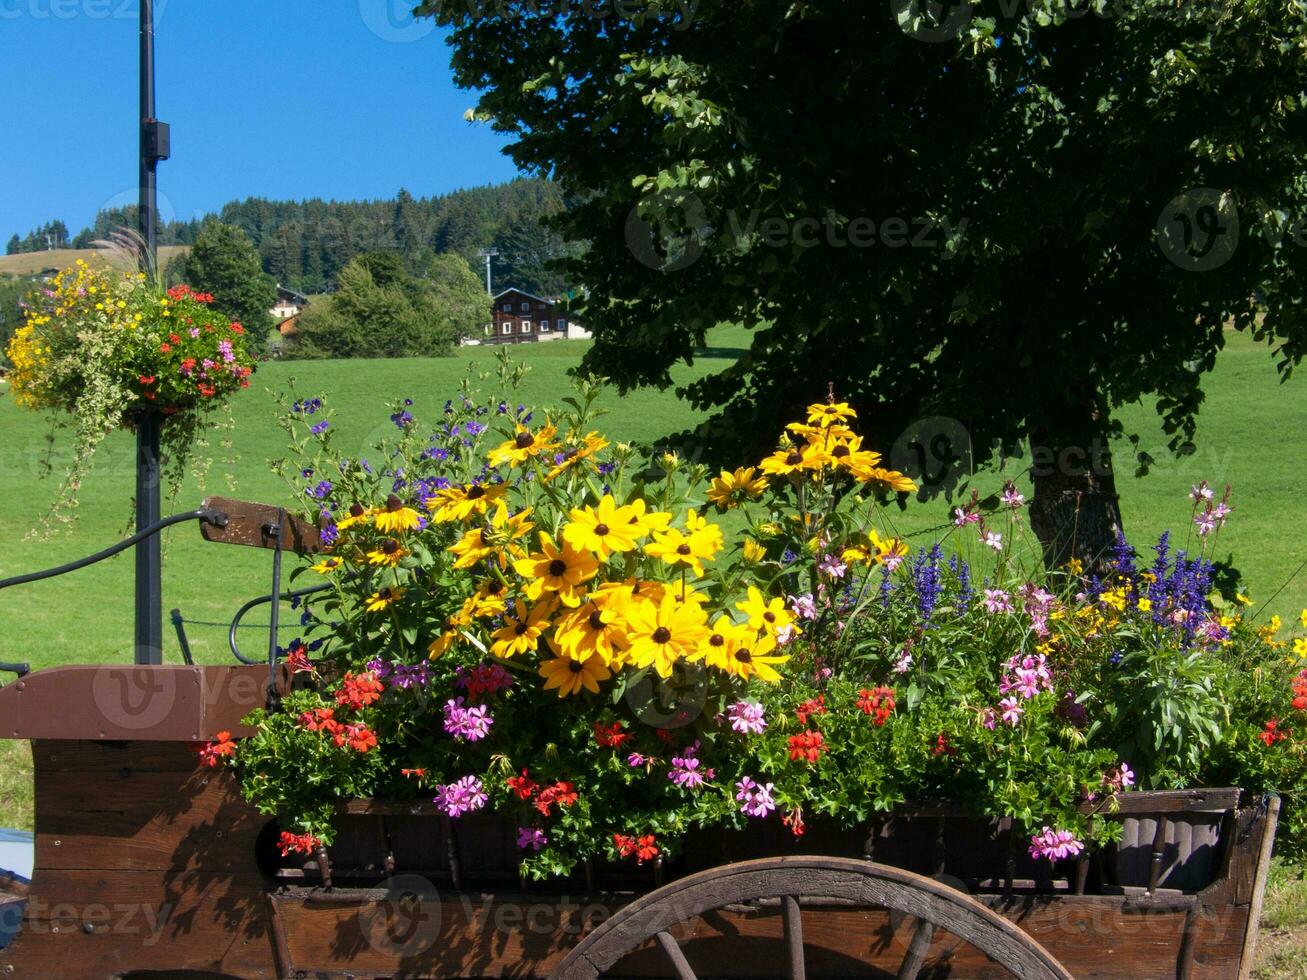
[1027,423,1124,571]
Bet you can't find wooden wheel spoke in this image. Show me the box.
[656,929,698,980]
[895,917,936,980]
[551,857,1073,980]
[782,894,806,980]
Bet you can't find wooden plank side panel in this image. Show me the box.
[0,667,270,743]
[0,871,278,979]
[34,766,269,873]
[264,891,1246,979]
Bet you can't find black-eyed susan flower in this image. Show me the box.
[742,538,768,563]
[691,614,752,670]
[365,586,405,612]
[706,467,768,510]
[374,494,422,534]
[544,431,609,482]
[827,433,882,472]
[562,494,640,560]
[366,538,408,567]
[645,510,722,578]
[311,556,343,575]
[852,466,917,493]
[720,633,790,683]
[736,586,795,635]
[625,594,710,678]
[538,645,611,697]
[428,630,459,659]
[490,598,554,658]
[806,401,857,427]
[759,441,829,477]
[513,532,600,605]
[553,601,631,666]
[624,497,673,537]
[336,502,374,531]
[487,420,558,468]
[426,482,507,523]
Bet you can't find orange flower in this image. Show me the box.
[198,730,236,768]
[335,671,384,710]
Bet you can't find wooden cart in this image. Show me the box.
[0,500,1282,978]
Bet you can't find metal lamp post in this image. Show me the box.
[135,0,170,665]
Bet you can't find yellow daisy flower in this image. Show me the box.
[562,494,640,560]
[742,538,767,563]
[625,594,710,678]
[426,482,507,523]
[311,557,343,575]
[374,494,422,534]
[851,465,917,493]
[365,587,405,612]
[553,601,631,666]
[487,420,559,468]
[366,539,408,567]
[335,503,374,531]
[736,585,795,635]
[720,634,790,683]
[691,614,751,670]
[706,467,768,510]
[806,401,857,427]
[538,646,611,697]
[759,441,829,477]
[513,532,599,605]
[490,598,554,658]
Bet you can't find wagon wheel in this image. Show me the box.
[551,856,1073,980]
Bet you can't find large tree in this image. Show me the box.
[293,251,474,358]
[426,0,1307,565]
[175,222,277,350]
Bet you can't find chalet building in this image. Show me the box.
[272,284,309,321]
[478,288,588,345]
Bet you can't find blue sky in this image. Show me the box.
[0,1,521,240]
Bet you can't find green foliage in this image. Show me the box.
[215,374,1307,877]
[173,223,277,350]
[5,220,69,254]
[292,251,479,359]
[429,0,1307,549]
[0,275,32,362]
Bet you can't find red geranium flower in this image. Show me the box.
[197,730,236,768]
[796,694,826,726]
[613,833,660,864]
[335,671,384,710]
[594,721,631,748]
[857,686,896,726]
[159,342,171,353]
[535,780,578,815]
[932,733,957,757]
[1259,719,1288,746]
[298,707,342,736]
[335,723,378,753]
[277,831,321,857]
[787,730,826,764]
[230,321,244,334]
[507,768,538,801]
[138,375,156,386]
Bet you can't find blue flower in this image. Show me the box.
[310,420,329,436]
[391,410,415,429]
[307,480,333,500]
